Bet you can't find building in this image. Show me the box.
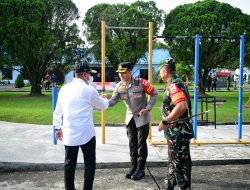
[0,49,170,85]
[132,49,170,82]
[0,66,29,84]
[65,48,170,84]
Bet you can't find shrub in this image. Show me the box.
[15,74,25,88]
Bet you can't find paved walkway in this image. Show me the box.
[1,165,250,190]
[0,121,250,171]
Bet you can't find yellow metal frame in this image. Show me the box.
[244,92,250,108]
[101,21,153,144]
[101,21,106,144]
[192,139,250,145]
[148,22,153,141]
[101,21,250,146]
[149,139,250,146]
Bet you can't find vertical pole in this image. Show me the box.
[193,35,200,139]
[238,34,245,142]
[205,97,208,124]
[101,20,106,144]
[201,98,203,121]
[214,96,216,129]
[148,22,153,142]
[52,86,58,145]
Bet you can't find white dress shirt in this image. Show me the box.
[53,78,109,146]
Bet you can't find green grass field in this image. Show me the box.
[0,90,249,125]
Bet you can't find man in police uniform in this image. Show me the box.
[158,59,193,190]
[108,62,158,181]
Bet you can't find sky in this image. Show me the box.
[72,0,250,19]
[72,0,250,37]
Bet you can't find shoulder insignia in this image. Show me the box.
[139,78,155,95]
[169,84,177,93]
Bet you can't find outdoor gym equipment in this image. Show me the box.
[149,34,250,145]
[52,85,58,145]
[245,93,250,108]
[101,21,153,144]
[52,22,250,145]
[100,22,250,145]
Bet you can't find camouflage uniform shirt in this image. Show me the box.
[162,75,193,189]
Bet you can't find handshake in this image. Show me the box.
[93,93,109,112]
[101,93,108,99]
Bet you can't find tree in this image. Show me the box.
[162,0,250,93]
[0,0,83,96]
[176,62,193,81]
[83,1,165,69]
[15,74,25,88]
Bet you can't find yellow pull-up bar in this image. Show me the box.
[101,20,153,144]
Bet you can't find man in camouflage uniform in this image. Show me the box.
[108,62,158,181]
[158,58,193,190]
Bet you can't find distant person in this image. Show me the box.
[234,74,239,90]
[108,62,158,181]
[226,74,231,91]
[53,62,109,190]
[211,75,217,91]
[44,72,51,90]
[243,74,247,83]
[51,73,57,86]
[181,74,190,87]
[207,73,212,92]
[97,72,101,82]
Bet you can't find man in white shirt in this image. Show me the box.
[53,62,109,190]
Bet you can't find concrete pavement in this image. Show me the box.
[1,121,250,189]
[0,121,250,171]
[1,165,250,190]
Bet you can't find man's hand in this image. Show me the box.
[101,94,108,99]
[56,129,63,141]
[138,108,149,116]
[158,121,169,131]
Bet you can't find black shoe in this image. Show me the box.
[125,166,137,179]
[131,169,145,180]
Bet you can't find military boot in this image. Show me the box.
[125,162,137,179]
[131,160,145,180]
[131,168,145,180]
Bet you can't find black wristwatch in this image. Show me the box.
[162,120,168,126]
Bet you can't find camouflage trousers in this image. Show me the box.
[165,133,192,190]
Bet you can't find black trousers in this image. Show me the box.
[126,118,149,169]
[45,82,50,90]
[64,136,96,190]
[212,83,216,91]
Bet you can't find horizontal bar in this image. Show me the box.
[192,141,250,145]
[106,26,148,30]
[154,36,193,39]
[148,140,250,146]
[154,35,250,40]
[202,36,240,39]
